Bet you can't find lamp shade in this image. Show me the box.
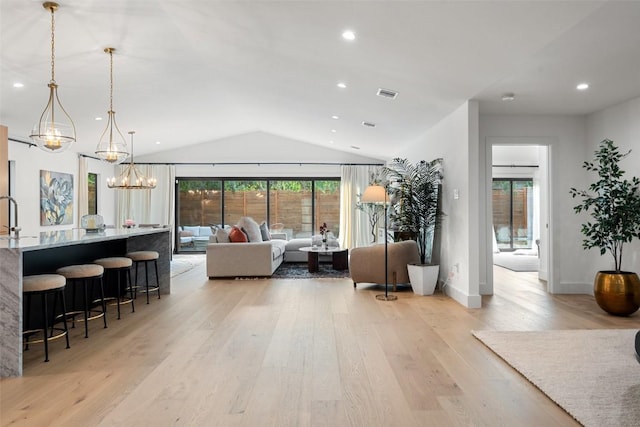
[361,185,387,204]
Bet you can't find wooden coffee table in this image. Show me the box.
[298,246,348,273]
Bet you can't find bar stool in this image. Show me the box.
[23,274,70,362]
[126,251,161,304]
[93,257,135,320]
[56,264,107,338]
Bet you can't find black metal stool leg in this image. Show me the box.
[42,293,49,362]
[154,259,161,299]
[144,261,150,304]
[98,276,108,328]
[59,288,70,349]
[127,268,135,313]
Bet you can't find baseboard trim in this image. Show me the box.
[446,285,482,308]
[554,281,593,295]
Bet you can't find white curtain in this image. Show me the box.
[77,156,88,222]
[338,165,382,249]
[116,164,175,230]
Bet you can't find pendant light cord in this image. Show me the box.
[109,49,114,111]
[50,5,55,84]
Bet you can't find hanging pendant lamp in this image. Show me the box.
[30,2,76,153]
[95,47,129,164]
[107,131,157,189]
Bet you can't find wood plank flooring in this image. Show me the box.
[2,262,638,426]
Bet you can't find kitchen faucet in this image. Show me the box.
[0,196,20,240]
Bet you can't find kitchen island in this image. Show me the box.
[0,227,171,377]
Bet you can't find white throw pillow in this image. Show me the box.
[237,217,263,242]
[215,227,230,243]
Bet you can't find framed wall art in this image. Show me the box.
[40,169,74,226]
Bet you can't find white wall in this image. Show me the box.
[8,140,117,234]
[585,96,640,275]
[479,115,589,294]
[396,101,482,308]
[138,131,384,178]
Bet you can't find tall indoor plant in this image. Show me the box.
[383,157,444,294]
[569,138,640,315]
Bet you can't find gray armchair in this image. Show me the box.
[349,240,420,291]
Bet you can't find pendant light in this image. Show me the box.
[95,47,129,164]
[30,2,76,153]
[107,131,157,189]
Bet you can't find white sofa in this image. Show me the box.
[179,226,214,250]
[283,234,339,262]
[206,239,287,278]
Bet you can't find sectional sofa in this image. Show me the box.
[205,218,339,278]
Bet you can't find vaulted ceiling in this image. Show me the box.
[2,1,640,159]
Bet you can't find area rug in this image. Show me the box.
[271,262,350,279]
[493,252,539,272]
[472,329,640,427]
[170,254,205,278]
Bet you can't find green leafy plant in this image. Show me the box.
[569,139,640,272]
[383,158,444,265]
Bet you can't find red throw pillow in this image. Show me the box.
[229,225,248,243]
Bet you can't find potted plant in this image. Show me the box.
[569,138,640,316]
[383,158,444,295]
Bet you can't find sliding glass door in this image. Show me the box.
[492,178,533,250]
[175,178,340,252]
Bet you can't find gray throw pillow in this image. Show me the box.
[259,222,271,241]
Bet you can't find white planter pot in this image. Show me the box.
[407,263,439,295]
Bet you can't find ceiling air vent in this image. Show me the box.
[376,88,398,99]
[361,121,376,128]
[350,145,361,150]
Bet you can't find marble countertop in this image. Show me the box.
[0,227,170,251]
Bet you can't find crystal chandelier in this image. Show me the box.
[30,2,76,153]
[107,131,157,189]
[95,47,129,163]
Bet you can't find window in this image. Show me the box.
[175,177,340,252]
[492,178,533,250]
[269,180,312,239]
[88,173,97,215]
[224,180,267,226]
[314,180,340,238]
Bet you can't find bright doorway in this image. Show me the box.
[485,139,553,295]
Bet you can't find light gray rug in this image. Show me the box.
[473,329,640,427]
[170,254,205,278]
[493,252,539,272]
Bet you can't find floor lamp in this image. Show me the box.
[361,184,397,301]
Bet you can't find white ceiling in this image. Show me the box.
[2,1,640,160]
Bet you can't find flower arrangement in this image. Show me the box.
[124,219,136,228]
[319,222,329,249]
[319,222,329,239]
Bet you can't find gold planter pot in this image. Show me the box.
[594,271,640,316]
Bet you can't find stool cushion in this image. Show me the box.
[94,257,133,269]
[57,264,104,279]
[126,251,159,261]
[23,274,66,293]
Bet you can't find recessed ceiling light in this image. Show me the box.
[331,129,337,133]
[337,82,347,89]
[331,115,339,120]
[155,141,161,145]
[94,117,103,121]
[12,82,24,88]
[501,93,515,101]
[342,30,356,41]
[329,140,334,144]
[577,83,589,90]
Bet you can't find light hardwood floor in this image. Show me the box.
[2,262,638,426]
